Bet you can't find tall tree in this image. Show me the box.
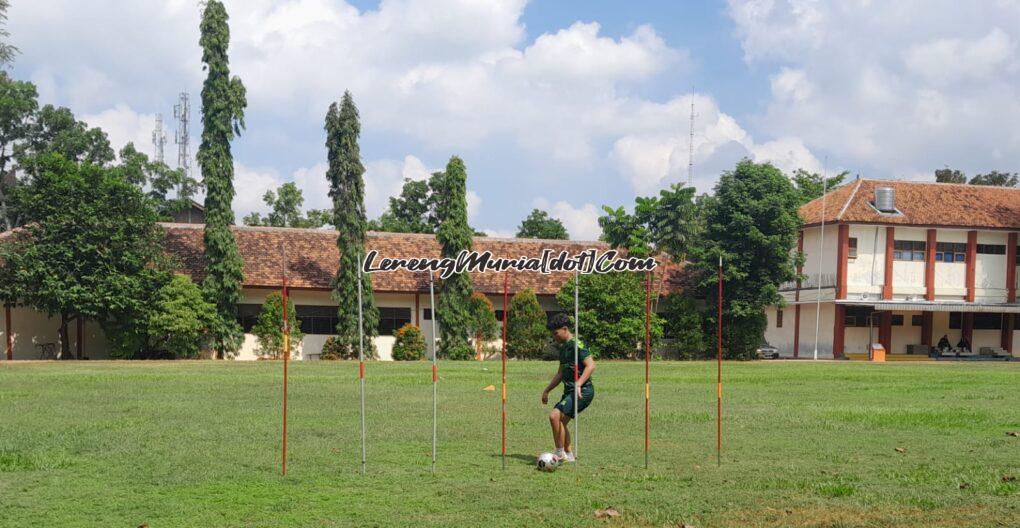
[0,0,16,68]
[516,209,568,239]
[599,183,698,261]
[434,156,475,359]
[197,0,247,358]
[243,182,330,228]
[968,171,1018,187]
[115,143,201,220]
[791,169,848,205]
[691,160,802,359]
[371,177,434,233]
[935,167,966,184]
[0,73,37,230]
[0,155,167,359]
[326,92,378,357]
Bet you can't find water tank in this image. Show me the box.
[875,187,896,213]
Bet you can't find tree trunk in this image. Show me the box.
[58,312,71,360]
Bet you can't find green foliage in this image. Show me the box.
[690,159,802,359]
[198,0,247,358]
[326,91,379,359]
[599,183,697,260]
[115,143,201,220]
[506,289,548,359]
[935,167,966,184]
[660,294,705,359]
[792,169,848,205]
[251,292,303,359]
[320,336,357,360]
[0,154,167,359]
[556,272,661,359]
[391,323,426,361]
[969,170,1018,187]
[0,72,37,230]
[371,178,434,233]
[516,209,568,239]
[468,292,499,358]
[106,275,218,359]
[16,104,114,169]
[242,182,331,228]
[434,156,474,359]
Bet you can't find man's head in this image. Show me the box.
[547,313,572,343]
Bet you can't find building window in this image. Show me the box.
[494,310,506,323]
[296,305,339,335]
[844,306,875,328]
[777,308,784,328]
[378,307,412,336]
[893,240,926,261]
[423,308,432,321]
[949,312,962,330]
[976,244,1006,255]
[890,314,904,326]
[237,304,262,332]
[848,238,858,259]
[911,315,923,327]
[935,242,966,263]
[974,313,1002,330]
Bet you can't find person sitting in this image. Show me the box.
[936,335,952,354]
[956,335,971,354]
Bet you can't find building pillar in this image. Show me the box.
[4,304,11,361]
[1006,233,1017,303]
[925,229,937,301]
[836,224,849,300]
[415,293,420,326]
[921,312,934,347]
[962,313,974,348]
[966,231,977,302]
[833,304,846,359]
[878,311,892,353]
[883,227,895,300]
[76,317,84,360]
[794,231,803,358]
[1002,314,1014,354]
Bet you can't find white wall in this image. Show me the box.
[975,231,1009,301]
[847,225,885,296]
[1,307,109,360]
[764,302,835,358]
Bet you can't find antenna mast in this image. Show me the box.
[688,92,696,188]
[151,114,166,164]
[173,92,191,179]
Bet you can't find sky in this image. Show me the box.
[9,0,1020,240]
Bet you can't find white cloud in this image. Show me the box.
[466,190,482,223]
[81,105,156,160]
[233,164,283,219]
[533,198,601,241]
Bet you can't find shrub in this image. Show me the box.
[506,289,548,359]
[392,323,426,361]
[251,292,303,359]
[320,335,358,360]
[555,272,663,359]
[660,294,706,359]
[468,292,499,360]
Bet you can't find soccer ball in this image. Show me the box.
[537,452,559,472]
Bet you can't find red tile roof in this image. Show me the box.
[161,223,689,296]
[800,178,1020,229]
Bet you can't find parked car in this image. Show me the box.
[755,342,780,359]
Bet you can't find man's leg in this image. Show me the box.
[561,414,572,455]
[549,409,565,450]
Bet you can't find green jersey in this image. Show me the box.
[558,338,593,392]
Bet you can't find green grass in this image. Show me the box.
[0,360,1018,527]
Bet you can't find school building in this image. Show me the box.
[765,179,1020,360]
[1,224,686,361]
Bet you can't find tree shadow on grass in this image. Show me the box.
[490,453,537,464]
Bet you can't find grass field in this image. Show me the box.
[0,360,1018,528]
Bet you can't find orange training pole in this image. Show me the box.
[644,270,651,469]
[501,272,509,470]
[716,256,722,467]
[281,243,290,476]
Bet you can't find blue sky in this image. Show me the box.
[9,1,1020,239]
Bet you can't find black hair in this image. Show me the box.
[546,313,571,331]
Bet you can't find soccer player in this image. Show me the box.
[541,313,595,463]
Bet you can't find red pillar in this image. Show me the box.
[835,224,849,300]
[883,227,895,300]
[415,293,420,326]
[1002,314,1014,354]
[878,311,892,353]
[4,304,11,361]
[962,313,974,348]
[794,231,804,358]
[1006,233,1017,303]
[921,312,934,347]
[925,229,937,301]
[966,231,977,302]
[833,304,846,359]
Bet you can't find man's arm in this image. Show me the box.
[574,356,596,396]
[541,368,563,404]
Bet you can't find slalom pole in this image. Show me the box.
[357,253,367,475]
[501,271,509,470]
[717,256,723,467]
[644,270,651,469]
[428,270,439,474]
[573,267,579,464]
[281,242,289,477]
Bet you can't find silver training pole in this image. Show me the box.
[573,267,579,463]
[428,270,439,474]
[357,254,366,475]
[813,169,829,360]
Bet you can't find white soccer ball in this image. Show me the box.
[537,452,559,472]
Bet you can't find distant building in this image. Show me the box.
[766,179,1019,359]
[171,200,205,224]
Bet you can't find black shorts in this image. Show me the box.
[554,386,594,418]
